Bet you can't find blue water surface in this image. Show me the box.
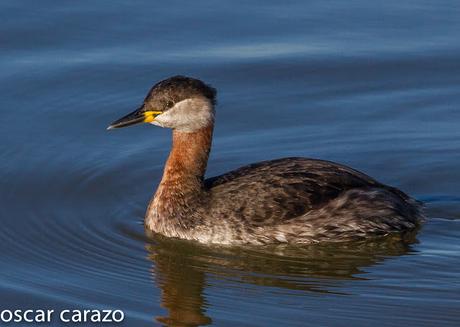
[1,1,459,326]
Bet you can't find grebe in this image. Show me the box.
[108,75,424,245]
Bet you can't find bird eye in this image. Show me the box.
[166,100,174,108]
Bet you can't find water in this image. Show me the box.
[1,0,459,326]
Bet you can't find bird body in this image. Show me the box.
[108,76,424,245]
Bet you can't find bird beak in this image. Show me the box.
[107,107,163,130]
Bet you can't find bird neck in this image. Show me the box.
[145,122,214,234]
[162,125,213,186]
[149,124,213,224]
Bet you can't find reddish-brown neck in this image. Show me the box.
[146,125,213,228]
[160,125,213,189]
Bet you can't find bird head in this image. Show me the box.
[108,75,216,132]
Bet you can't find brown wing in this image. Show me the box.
[204,157,386,226]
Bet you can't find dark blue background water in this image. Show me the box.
[1,1,459,326]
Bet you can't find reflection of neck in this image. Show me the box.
[157,272,211,326]
[149,242,212,326]
[146,125,213,231]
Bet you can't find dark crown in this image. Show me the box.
[144,75,217,111]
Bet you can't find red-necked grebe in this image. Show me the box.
[108,75,424,245]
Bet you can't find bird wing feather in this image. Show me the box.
[204,157,385,226]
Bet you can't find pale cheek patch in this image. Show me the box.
[151,98,214,131]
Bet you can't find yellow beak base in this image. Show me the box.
[107,109,163,130]
[143,111,163,123]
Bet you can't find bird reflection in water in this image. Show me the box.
[145,231,418,327]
